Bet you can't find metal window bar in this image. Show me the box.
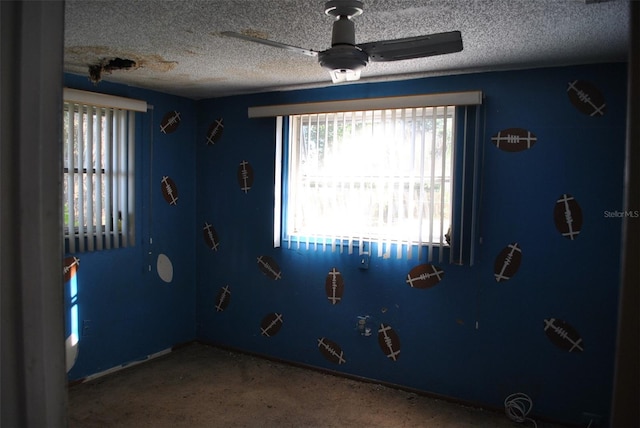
[63,168,106,173]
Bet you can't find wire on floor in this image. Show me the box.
[504,392,538,428]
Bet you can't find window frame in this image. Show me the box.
[62,88,146,253]
[269,92,483,265]
[282,107,455,251]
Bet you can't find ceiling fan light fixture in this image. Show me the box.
[318,46,368,83]
[329,68,361,83]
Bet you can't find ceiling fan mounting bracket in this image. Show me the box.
[324,0,364,19]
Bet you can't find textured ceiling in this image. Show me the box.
[64,0,630,100]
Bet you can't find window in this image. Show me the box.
[62,88,146,253]
[285,107,454,258]
[262,91,483,264]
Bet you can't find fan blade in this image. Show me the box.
[359,31,462,62]
[221,31,318,58]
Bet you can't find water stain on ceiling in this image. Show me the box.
[65,45,178,83]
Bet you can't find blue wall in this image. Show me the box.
[63,74,197,379]
[195,63,627,425]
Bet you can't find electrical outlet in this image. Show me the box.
[581,412,603,427]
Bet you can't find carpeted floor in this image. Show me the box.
[68,342,569,428]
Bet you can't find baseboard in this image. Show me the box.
[68,340,196,386]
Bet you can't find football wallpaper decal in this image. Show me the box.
[207,118,224,145]
[406,263,445,288]
[493,243,522,283]
[161,176,179,206]
[554,194,583,240]
[260,313,283,337]
[160,110,181,134]
[567,80,606,117]
[256,255,282,280]
[203,222,220,251]
[491,128,537,152]
[237,160,254,194]
[325,268,344,304]
[215,286,231,312]
[543,318,584,353]
[317,337,346,365]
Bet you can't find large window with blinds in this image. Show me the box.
[260,91,482,264]
[282,106,455,260]
[62,89,144,253]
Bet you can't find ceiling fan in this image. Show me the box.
[221,0,463,83]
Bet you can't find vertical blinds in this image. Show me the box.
[269,91,483,264]
[63,89,144,252]
[283,106,454,262]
